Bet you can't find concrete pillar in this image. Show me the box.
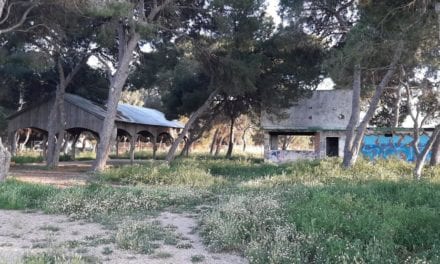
[264,132,278,161]
[270,134,278,150]
[314,132,321,158]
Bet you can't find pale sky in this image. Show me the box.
[266,0,281,25]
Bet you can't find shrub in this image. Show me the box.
[200,194,285,253]
[115,221,177,254]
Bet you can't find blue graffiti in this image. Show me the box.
[361,134,431,162]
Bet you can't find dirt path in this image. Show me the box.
[0,210,247,264]
[9,160,160,188]
[9,162,93,188]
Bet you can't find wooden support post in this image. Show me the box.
[42,134,48,160]
[129,135,136,165]
[115,137,119,158]
[71,134,80,160]
[152,134,158,160]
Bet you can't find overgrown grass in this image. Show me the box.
[100,162,226,187]
[101,156,439,186]
[12,155,44,164]
[115,221,179,254]
[2,156,440,263]
[45,184,213,219]
[0,180,58,209]
[108,150,167,160]
[0,181,212,220]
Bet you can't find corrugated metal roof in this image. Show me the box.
[65,93,183,128]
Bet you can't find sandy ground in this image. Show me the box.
[0,210,247,264]
[9,160,162,188]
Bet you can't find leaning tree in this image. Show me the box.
[90,0,206,172]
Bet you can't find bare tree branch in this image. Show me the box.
[0,1,37,35]
[148,0,173,22]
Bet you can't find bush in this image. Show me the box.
[200,194,286,252]
[116,221,177,254]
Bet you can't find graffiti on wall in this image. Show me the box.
[361,134,431,162]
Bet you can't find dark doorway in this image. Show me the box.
[326,137,339,157]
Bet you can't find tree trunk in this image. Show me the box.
[47,56,85,168]
[115,137,119,158]
[210,128,220,155]
[70,134,80,160]
[61,134,69,154]
[93,31,140,172]
[225,117,235,158]
[343,42,404,168]
[343,64,361,167]
[152,136,158,160]
[42,134,47,160]
[46,83,65,168]
[180,138,193,157]
[430,135,440,166]
[414,125,440,179]
[242,126,251,152]
[215,136,223,156]
[392,85,403,129]
[0,138,11,182]
[20,128,31,152]
[129,135,137,165]
[11,131,18,156]
[165,87,220,163]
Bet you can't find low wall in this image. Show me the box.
[267,150,316,163]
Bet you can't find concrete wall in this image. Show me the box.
[264,130,346,163]
[267,150,317,163]
[261,90,353,130]
[264,130,436,163]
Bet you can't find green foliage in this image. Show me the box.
[193,157,440,263]
[0,180,58,210]
[1,156,440,263]
[191,255,205,263]
[100,162,225,187]
[45,184,212,219]
[90,2,134,18]
[116,221,178,254]
[23,252,87,264]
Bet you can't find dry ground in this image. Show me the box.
[0,210,247,264]
[9,160,147,187]
[3,162,247,264]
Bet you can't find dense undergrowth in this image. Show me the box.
[1,156,440,263]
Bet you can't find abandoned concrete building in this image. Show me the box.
[261,90,435,163]
[7,93,183,159]
[262,90,352,163]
